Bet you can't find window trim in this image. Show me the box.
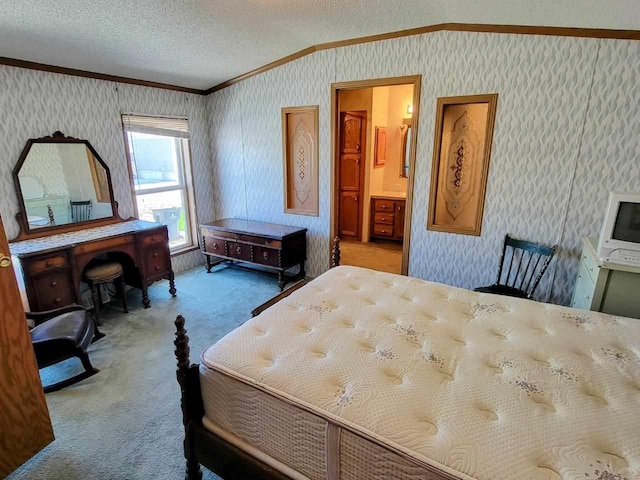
[121,117,198,254]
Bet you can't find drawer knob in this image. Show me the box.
[46,261,53,267]
[153,252,159,258]
[155,266,160,271]
[263,252,269,260]
[381,229,387,233]
[50,281,57,287]
[236,246,242,255]
[55,298,61,304]
[0,256,11,268]
[213,243,218,250]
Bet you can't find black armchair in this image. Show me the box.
[27,304,100,393]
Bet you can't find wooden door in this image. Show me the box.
[340,192,360,236]
[338,111,366,239]
[395,201,406,240]
[0,215,54,477]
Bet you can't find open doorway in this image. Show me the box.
[331,76,421,275]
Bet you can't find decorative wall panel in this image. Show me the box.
[282,106,319,216]
[0,66,213,273]
[207,31,639,305]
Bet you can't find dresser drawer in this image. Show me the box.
[373,224,394,238]
[374,213,394,225]
[571,262,596,310]
[254,246,280,267]
[33,272,75,310]
[28,254,67,276]
[202,234,225,255]
[227,241,252,262]
[373,199,394,212]
[580,251,599,284]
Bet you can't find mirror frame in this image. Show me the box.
[12,131,122,241]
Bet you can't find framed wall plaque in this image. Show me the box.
[374,126,387,168]
[427,94,498,236]
[282,105,319,216]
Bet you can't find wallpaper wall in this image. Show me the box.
[207,31,640,305]
[0,65,214,273]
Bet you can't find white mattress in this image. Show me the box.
[200,266,640,480]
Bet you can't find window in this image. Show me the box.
[122,115,196,252]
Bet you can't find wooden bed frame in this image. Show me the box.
[174,237,341,480]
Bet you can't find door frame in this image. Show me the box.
[337,110,367,241]
[330,75,422,275]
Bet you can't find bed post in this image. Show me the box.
[175,315,203,480]
[331,236,341,268]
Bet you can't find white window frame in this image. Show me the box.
[122,114,198,255]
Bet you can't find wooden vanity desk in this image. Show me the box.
[9,131,175,312]
[10,220,175,311]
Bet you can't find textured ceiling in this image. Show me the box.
[0,1,639,90]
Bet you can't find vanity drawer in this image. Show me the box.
[374,213,394,225]
[32,272,75,310]
[254,246,280,267]
[144,246,170,279]
[73,235,134,255]
[28,254,67,276]
[141,230,169,246]
[373,224,394,238]
[373,199,394,212]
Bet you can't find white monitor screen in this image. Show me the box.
[612,202,640,243]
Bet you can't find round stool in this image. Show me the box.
[84,262,128,330]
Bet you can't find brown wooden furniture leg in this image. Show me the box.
[89,280,101,326]
[205,254,212,273]
[142,287,150,309]
[332,236,341,267]
[169,271,177,297]
[115,276,129,313]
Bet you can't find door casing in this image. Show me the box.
[330,75,422,275]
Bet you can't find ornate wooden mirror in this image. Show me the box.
[13,132,119,239]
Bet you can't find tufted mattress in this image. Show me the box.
[200,266,640,480]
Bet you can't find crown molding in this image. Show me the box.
[205,22,640,94]
[2,23,639,97]
[0,56,207,95]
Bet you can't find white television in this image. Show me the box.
[598,192,640,267]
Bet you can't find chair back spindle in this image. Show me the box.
[70,200,92,222]
[492,234,557,299]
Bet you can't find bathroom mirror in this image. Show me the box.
[13,132,116,235]
[400,118,412,178]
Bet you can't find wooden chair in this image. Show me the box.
[70,200,92,222]
[27,304,100,393]
[475,234,558,300]
[84,262,128,328]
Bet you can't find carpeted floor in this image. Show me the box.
[8,265,280,480]
[340,239,403,274]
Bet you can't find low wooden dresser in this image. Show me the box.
[10,220,175,311]
[370,196,406,241]
[200,219,306,290]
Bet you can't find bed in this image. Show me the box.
[174,239,640,480]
